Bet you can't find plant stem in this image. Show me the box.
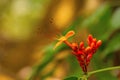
[79,74,88,80]
[88,66,120,76]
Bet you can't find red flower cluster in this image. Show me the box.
[71,35,102,74]
[54,31,102,74]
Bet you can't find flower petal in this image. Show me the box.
[53,40,63,50]
[65,30,75,39]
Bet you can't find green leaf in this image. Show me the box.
[64,76,78,80]
[81,3,112,40]
[81,3,110,28]
[111,8,120,28]
[101,33,120,59]
[99,7,120,59]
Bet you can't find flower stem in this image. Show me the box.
[79,75,88,80]
[88,66,120,76]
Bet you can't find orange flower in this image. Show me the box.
[54,30,102,74]
[54,30,75,49]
